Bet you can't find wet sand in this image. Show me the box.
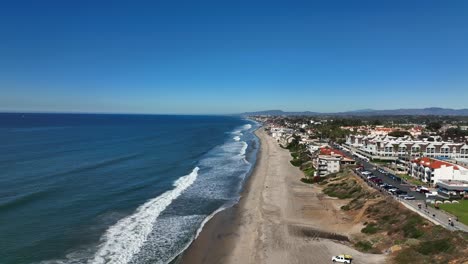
[180,129,387,264]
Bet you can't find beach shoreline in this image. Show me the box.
[179,128,386,264]
[177,128,264,264]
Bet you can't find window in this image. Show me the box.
[426,147,435,154]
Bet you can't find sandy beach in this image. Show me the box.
[180,128,386,264]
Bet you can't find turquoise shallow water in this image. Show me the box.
[0,113,259,264]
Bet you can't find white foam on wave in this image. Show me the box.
[231,130,242,136]
[90,167,199,264]
[239,141,248,157]
[238,141,250,165]
[231,123,251,136]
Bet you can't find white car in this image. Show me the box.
[404,195,415,200]
[332,254,353,263]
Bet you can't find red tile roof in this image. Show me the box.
[412,157,459,170]
[320,147,350,158]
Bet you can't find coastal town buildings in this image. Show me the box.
[340,125,423,137]
[346,134,468,160]
[270,127,295,147]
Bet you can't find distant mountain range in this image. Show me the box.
[242,107,468,116]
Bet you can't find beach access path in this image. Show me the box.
[180,129,386,264]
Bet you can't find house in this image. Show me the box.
[319,147,356,165]
[314,155,341,176]
[313,147,356,176]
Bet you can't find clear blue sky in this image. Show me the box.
[1,0,467,114]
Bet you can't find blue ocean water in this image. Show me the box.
[0,113,259,264]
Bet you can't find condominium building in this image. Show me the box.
[315,155,341,176]
[408,157,468,186]
[346,134,468,160]
[313,148,355,176]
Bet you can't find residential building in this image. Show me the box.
[315,155,341,176]
[346,134,468,160]
[313,147,355,176]
[408,157,468,186]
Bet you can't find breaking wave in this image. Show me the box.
[90,167,199,264]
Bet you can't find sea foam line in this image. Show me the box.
[90,167,199,264]
[239,141,248,157]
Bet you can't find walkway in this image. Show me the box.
[401,199,468,232]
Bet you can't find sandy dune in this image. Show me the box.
[180,129,387,264]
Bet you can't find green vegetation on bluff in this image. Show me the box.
[320,170,468,264]
[285,136,317,183]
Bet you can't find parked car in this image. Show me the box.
[382,185,394,190]
[416,186,429,192]
[371,178,383,184]
[404,195,415,200]
[377,168,388,174]
[381,169,389,175]
[332,254,353,263]
[395,190,407,195]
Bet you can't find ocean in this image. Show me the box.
[0,113,259,264]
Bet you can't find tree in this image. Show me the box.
[371,120,382,126]
[388,130,412,138]
[426,122,442,132]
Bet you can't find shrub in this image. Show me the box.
[361,223,379,234]
[394,249,422,264]
[300,178,314,184]
[300,176,323,184]
[402,224,424,238]
[402,215,424,238]
[341,205,350,211]
[355,240,373,251]
[417,239,453,255]
[381,215,391,222]
[290,159,302,167]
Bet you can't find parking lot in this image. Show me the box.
[337,146,426,200]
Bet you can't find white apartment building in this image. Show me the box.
[314,155,341,176]
[270,127,294,139]
[408,157,468,186]
[346,134,468,160]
